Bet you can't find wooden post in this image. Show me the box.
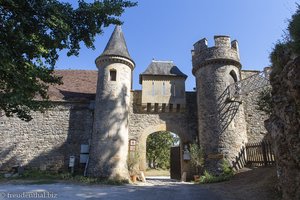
[262,141,268,166]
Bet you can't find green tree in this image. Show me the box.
[0,0,136,121]
[257,4,300,113]
[146,131,179,169]
[270,4,300,75]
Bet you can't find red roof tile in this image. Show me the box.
[48,70,98,101]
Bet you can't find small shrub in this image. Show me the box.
[189,143,204,175]
[199,159,234,184]
[256,87,273,115]
[127,151,139,176]
[220,159,234,176]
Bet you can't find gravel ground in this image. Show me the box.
[0,178,221,200]
[0,167,278,200]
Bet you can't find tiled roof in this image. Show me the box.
[48,70,97,101]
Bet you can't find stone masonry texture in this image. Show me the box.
[87,57,134,180]
[0,33,271,179]
[192,36,248,173]
[0,103,93,172]
[265,57,300,200]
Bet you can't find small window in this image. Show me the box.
[162,82,166,95]
[229,70,238,83]
[152,81,155,96]
[172,82,176,97]
[110,70,117,81]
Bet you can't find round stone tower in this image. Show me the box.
[87,26,135,179]
[192,36,247,173]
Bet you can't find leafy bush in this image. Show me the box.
[127,151,139,175]
[270,4,300,77]
[189,143,204,175]
[220,159,234,177]
[288,4,300,55]
[199,159,234,184]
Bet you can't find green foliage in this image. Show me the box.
[189,143,204,174]
[146,131,179,169]
[4,169,128,185]
[288,4,300,55]
[199,170,232,183]
[256,87,273,115]
[0,0,137,121]
[270,4,300,76]
[270,42,292,75]
[199,159,234,184]
[220,159,234,177]
[127,151,139,175]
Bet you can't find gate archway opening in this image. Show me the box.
[135,123,191,181]
[145,131,181,179]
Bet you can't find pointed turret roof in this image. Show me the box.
[100,25,133,62]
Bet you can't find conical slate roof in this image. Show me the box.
[100,25,133,62]
[139,60,187,84]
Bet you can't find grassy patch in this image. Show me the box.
[145,168,170,176]
[199,170,233,183]
[0,170,128,185]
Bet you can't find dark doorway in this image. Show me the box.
[170,146,181,180]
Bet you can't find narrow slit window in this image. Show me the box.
[152,81,155,96]
[162,82,166,95]
[110,70,117,81]
[172,82,176,97]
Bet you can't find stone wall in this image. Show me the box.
[0,102,93,172]
[128,91,198,179]
[241,70,269,142]
[0,70,270,178]
[265,57,300,200]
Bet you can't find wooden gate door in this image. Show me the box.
[170,146,181,180]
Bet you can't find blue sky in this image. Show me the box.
[57,0,298,91]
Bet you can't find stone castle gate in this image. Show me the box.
[0,26,269,181]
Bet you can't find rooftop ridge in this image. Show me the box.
[151,60,174,63]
